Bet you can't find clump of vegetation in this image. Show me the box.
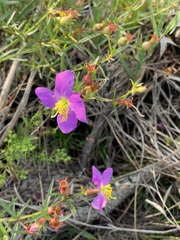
[0,129,37,185]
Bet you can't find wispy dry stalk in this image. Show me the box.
[0,60,19,110]
[0,69,37,147]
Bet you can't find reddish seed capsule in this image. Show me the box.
[83,74,92,86]
[49,218,63,233]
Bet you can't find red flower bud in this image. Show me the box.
[103,23,118,35]
[116,98,133,109]
[49,218,63,233]
[86,188,99,195]
[56,177,70,197]
[37,217,46,225]
[55,205,63,215]
[48,206,56,216]
[125,32,135,43]
[150,34,161,43]
[86,64,97,74]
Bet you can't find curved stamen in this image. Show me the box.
[51,110,59,118]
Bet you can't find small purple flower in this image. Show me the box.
[35,70,87,134]
[91,166,113,212]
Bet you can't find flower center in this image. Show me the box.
[100,184,112,200]
[51,97,69,122]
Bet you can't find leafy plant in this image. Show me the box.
[0,129,37,184]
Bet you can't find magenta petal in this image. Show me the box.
[35,87,57,108]
[69,93,87,123]
[57,111,77,134]
[102,168,113,186]
[91,193,107,212]
[92,166,102,188]
[55,70,75,98]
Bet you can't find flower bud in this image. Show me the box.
[141,41,152,51]
[117,37,128,46]
[130,80,146,95]
[93,23,104,31]
[60,16,72,26]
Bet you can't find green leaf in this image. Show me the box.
[164,12,180,35]
[78,33,100,43]
[18,0,36,19]
[0,10,11,21]
[44,179,54,209]
[16,200,31,217]
[67,199,76,214]
[80,230,97,240]
[59,213,72,222]
[0,200,15,217]
[0,0,19,4]
[118,54,134,79]
[0,223,7,237]
[149,3,158,35]
[46,24,54,40]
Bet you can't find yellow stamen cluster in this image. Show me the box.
[100,184,112,200]
[51,97,69,122]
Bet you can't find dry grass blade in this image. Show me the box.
[0,60,19,110]
[0,69,37,147]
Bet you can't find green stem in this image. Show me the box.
[89,93,131,102]
[0,211,41,223]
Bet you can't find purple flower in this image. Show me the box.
[91,166,113,212]
[35,70,87,134]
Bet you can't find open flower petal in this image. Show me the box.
[35,87,57,108]
[57,110,77,134]
[35,70,87,134]
[91,193,107,212]
[69,93,87,123]
[102,168,113,186]
[55,70,75,98]
[92,166,102,188]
